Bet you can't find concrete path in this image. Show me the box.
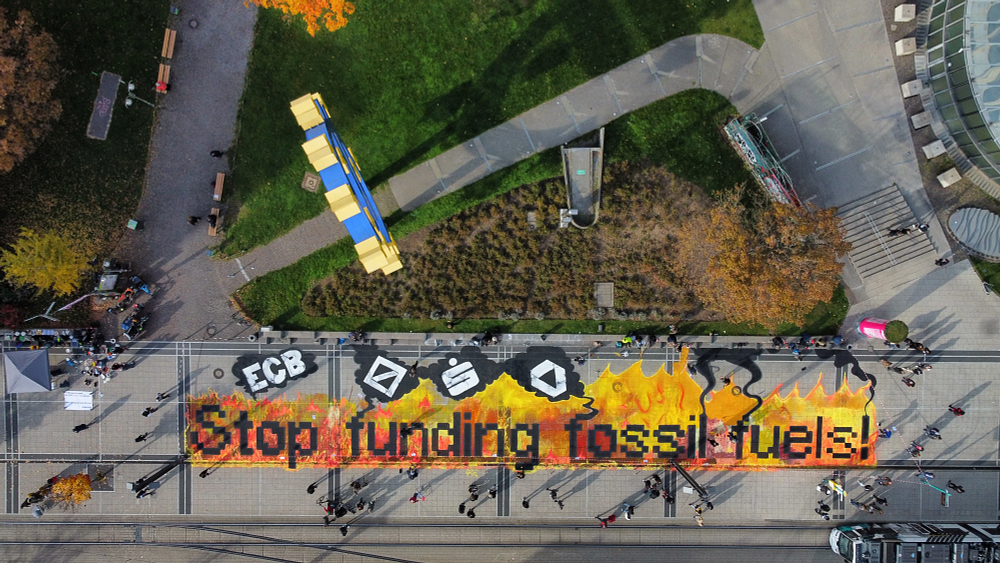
[232,33,764,292]
[120,0,258,342]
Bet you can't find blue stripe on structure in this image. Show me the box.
[318,163,349,191]
[302,104,393,247]
[342,213,377,244]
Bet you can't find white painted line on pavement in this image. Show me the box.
[235,258,251,282]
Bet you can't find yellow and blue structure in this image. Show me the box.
[290,93,402,275]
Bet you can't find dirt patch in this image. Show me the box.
[302,162,721,322]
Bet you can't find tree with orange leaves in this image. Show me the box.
[49,473,93,507]
[245,0,355,36]
[0,8,63,174]
[677,187,850,329]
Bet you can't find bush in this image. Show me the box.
[884,320,909,343]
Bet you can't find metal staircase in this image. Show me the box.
[837,185,937,297]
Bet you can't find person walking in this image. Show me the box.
[409,491,425,503]
[72,423,91,433]
[935,258,950,266]
[339,525,349,537]
[187,216,200,225]
[141,407,157,418]
[135,432,151,443]
[406,465,418,480]
[488,485,497,499]
[155,392,170,402]
[522,496,529,509]
[210,150,225,158]
[622,503,632,520]
[694,514,704,526]
[948,404,966,416]
[925,427,942,439]
[872,494,888,506]
[875,477,893,487]
[459,502,466,514]
[467,509,476,519]
[547,488,558,501]
[947,481,965,494]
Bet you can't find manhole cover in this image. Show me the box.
[206,326,217,336]
[213,368,224,379]
[189,19,198,28]
[301,172,321,192]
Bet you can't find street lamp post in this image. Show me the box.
[125,81,154,108]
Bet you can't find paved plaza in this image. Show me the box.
[4,337,999,528]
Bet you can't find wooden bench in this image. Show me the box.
[213,172,225,201]
[161,29,177,59]
[208,208,222,237]
[157,64,171,90]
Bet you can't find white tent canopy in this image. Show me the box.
[3,350,52,394]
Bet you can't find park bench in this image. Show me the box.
[208,208,222,237]
[213,172,225,201]
[157,64,171,90]
[161,29,177,59]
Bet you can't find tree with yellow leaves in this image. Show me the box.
[245,0,355,36]
[0,228,91,296]
[677,187,850,329]
[50,473,93,507]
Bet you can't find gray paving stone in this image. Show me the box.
[712,39,755,101]
[604,59,666,115]
[780,63,860,124]
[755,0,821,32]
[820,0,883,30]
[436,142,492,193]
[518,99,581,152]
[732,45,783,113]
[697,35,729,96]
[768,15,839,79]
[560,80,620,137]
[389,162,444,212]
[646,36,701,94]
[478,120,536,172]
[852,68,905,120]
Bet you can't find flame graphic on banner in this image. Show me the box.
[187,348,875,468]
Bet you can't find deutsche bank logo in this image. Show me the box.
[362,356,408,399]
[530,360,566,398]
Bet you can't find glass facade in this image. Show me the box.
[923,0,1000,184]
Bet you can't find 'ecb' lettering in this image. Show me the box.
[234,349,315,395]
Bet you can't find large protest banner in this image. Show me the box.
[187,347,875,469]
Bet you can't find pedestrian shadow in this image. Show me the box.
[527,469,573,500]
[93,394,133,426]
[553,471,591,502]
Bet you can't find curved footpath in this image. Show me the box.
[131,0,1000,349]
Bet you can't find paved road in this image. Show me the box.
[119,0,258,344]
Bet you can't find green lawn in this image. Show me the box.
[0,1,167,318]
[971,257,1000,288]
[222,0,764,254]
[236,89,850,336]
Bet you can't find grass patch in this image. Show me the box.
[0,1,168,313]
[237,89,851,336]
[971,257,1000,288]
[240,283,850,337]
[223,0,764,254]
